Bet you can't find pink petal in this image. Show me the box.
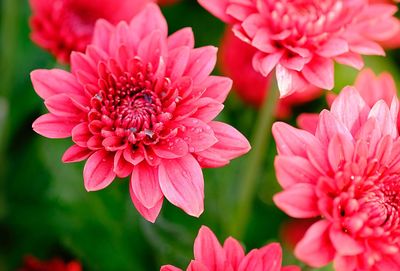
[200,76,232,103]
[131,162,163,209]
[158,155,204,217]
[317,38,349,58]
[44,94,85,118]
[202,121,250,159]
[315,110,353,147]
[297,113,319,134]
[191,98,224,123]
[166,46,190,82]
[334,52,364,70]
[333,255,357,271]
[301,57,334,90]
[259,243,283,271]
[274,156,320,189]
[238,250,263,271]
[295,220,335,267]
[187,260,209,271]
[92,19,114,53]
[83,150,116,191]
[62,145,92,163]
[328,134,355,171]
[137,30,167,70]
[223,237,245,270]
[272,122,317,157]
[329,227,364,256]
[168,27,195,50]
[197,0,233,23]
[273,183,320,218]
[129,183,163,223]
[330,86,369,135]
[129,3,168,39]
[160,265,182,271]
[113,150,133,178]
[253,51,283,77]
[152,138,189,159]
[179,118,217,153]
[30,69,84,100]
[123,148,144,166]
[32,113,77,138]
[194,226,226,270]
[275,64,308,97]
[349,39,385,56]
[368,100,397,138]
[71,122,91,147]
[184,46,217,84]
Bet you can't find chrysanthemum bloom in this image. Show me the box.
[297,69,398,134]
[19,255,82,271]
[273,84,400,270]
[220,28,321,117]
[198,0,399,97]
[29,0,153,63]
[31,4,250,222]
[161,226,300,271]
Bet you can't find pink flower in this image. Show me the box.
[31,4,250,222]
[298,69,398,134]
[198,0,399,97]
[29,0,153,63]
[273,81,400,270]
[160,225,300,271]
[219,27,321,118]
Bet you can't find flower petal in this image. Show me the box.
[158,155,204,217]
[83,150,116,191]
[295,220,335,267]
[194,226,226,270]
[62,145,92,163]
[131,162,163,209]
[274,183,320,218]
[32,113,77,138]
[129,183,163,223]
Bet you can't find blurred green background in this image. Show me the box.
[1,0,400,270]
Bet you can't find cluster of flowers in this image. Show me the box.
[28,0,400,270]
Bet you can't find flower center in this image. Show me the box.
[88,57,175,146]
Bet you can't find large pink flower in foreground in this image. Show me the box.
[198,0,399,97]
[220,28,321,118]
[273,79,400,270]
[31,4,250,222]
[29,0,153,63]
[161,226,300,271]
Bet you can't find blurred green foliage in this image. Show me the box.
[0,0,399,270]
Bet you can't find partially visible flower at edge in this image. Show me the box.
[29,0,153,63]
[198,0,400,97]
[273,73,400,270]
[18,255,82,271]
[220,27,322,118]
[161,225,300,271]
[31,4,250,223]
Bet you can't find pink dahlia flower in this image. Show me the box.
[29,0,153,63]
[31,4,250,222]
[273,81,400,270]
[298,69,399,134]
[220,28,321,118]
[198,0,399,97]
[161,225,300,271]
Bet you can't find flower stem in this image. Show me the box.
[228,80,280,239]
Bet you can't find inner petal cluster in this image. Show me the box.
[87,57,176,150]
